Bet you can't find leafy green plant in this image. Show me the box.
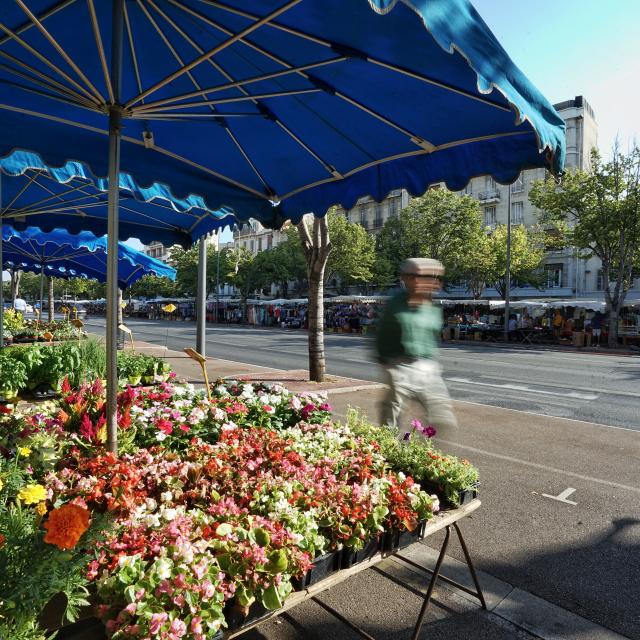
[3,309,25,335]
[344,409,479,507]
[0,354,28,397]
[0,459,110,640]
[74,338,106,386]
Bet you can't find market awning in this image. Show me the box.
[0,150,235,247]
[0,0,565,227]
[2,225,176,289]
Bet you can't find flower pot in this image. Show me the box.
[224,599,270,631]
[291,550,341,590]
[141,375,155,385]
[382,521,426,552]
[419,480,480,510]
[340,536,380,568]
[127,375,142,386]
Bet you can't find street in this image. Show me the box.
[88,317,640,430]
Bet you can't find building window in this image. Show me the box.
[250,240,254,253]
[257,238,262,252]
[510,201,524,224]
[545,264,563,288]
[389,196,400,218]
[511,174,524,193]
[464,182,473,195]
[485,176,496,190]
[359,203,367,228]
[483,206,496,227]
[596,269,604,291]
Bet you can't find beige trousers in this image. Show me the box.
[381,358,458,440]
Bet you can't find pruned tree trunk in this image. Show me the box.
[10,269,21,302]
[47,277,54,322]
[298,216,331,382]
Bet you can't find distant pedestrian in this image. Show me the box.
[591,311,603,346]
[375,258,458,440]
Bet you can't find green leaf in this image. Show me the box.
[264,549,288,575]
[215,523,233,537]
[261,584,283,611]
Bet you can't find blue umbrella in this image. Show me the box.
[0,0,565,224]
[0,150,235,248]
[2,225,176,290]
[0,0,567,450]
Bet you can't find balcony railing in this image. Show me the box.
[478,189,501,202]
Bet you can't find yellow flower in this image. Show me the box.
[0,477,4,492]
[17,484,47,505]
[18,447,32,457]
[35,502,48,516]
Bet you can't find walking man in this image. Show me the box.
[376,258,458,440]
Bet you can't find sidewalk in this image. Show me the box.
[134,341,632,640]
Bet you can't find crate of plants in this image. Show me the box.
[344,410,480,510]
[117,352,173,387]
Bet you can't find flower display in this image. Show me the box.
[43,503,90,550]
[2,378,478,639]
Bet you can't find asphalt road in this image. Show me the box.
[87,317,640,431]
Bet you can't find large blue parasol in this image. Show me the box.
[2,225,176,289]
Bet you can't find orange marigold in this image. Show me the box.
[43,503,90,550]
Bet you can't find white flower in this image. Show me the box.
[161,491,173,503]
[221,421,237,431]
[162,508,177,522]
[156,432,168,442]
[154,558,173,580]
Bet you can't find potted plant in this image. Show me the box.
[126,356,147,386]
[155,359,172,382]
[141,357,157,385]
[0,353,27,402]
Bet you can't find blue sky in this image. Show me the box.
[472,0,640,152]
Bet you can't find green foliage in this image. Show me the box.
[7,344,82,392]
[0,355,28,396]
[0,460,110,640]
[376,189,485,286]
[344,409,479,507]
[126,275,176,299]
[529,146,640,334]
[170,244,236,297]
[324,209,375,290]
[70,338,106,387]
[3,309,25,335]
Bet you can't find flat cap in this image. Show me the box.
[399,258,444,276]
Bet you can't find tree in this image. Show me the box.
[529,147,640,346]
[127,275,175,299]
[323,211,375,292]
[298,216,331,382]
[376,189,485,286]
[481,224,546,298]
[170,245,235,298]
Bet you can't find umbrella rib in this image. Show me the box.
[0,20,101,106]
[124,2,145,101]
[142,0,276,194]
[0,103,269,199]
[86,0,114,104]
[0,78,97,112]
[125,0,303,108]
[0,60,96,110]
[131,112,260,119]
[171,3,435,149]
[13,0,105,104]
[0,0,78,47]
[0,170,42,212]
[161,0,345,183]
[131,57,347,113]
[280,130,532,201]
[195,0,510,113]
[134,88,321,111]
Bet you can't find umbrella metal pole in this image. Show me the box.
[0,173,3,350]
[106,0,125,454]
[503,186,512,341]
[39,264,45,323]
[196,235,207,356]
[216,235,220,324]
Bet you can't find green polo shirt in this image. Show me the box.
[375,290,442,363]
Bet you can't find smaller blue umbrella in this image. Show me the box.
[2,226,176,291]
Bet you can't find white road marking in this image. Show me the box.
[446,376,598,400]
[542,487,578,505]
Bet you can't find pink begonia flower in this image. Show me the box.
[290,396,302,410]
[262,404,275,413]
[190,617,204,634]
[149,612,168,634]
[169,618,187,638]
[319,402,332,411]
[410,419,422,430]
[125,602,137,615]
